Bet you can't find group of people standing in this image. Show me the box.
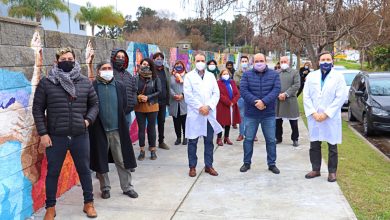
[32,47,346,220]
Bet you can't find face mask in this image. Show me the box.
[319,62,333,72]
[304,66,309,69]
[254,62,266,72]
[281,63,289,70]
[221,75,230,81]
[174,66,184,72]
[196,62,206,71]
[58,61,75,72]
[140,66,150,72]
[208,64,216,71]
[154,59,163,67]
[241,63,248,69]
[114,58,125,70]
[100,70,113,81]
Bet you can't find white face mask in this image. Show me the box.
[241,63,248,68]
[221,74,230,80]
[208,64,216,71]
[196,62,206,71]
[100,70,114,81]
[281,63,289,70]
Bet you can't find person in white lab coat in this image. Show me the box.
[303,52,347,182]
[184,53,223,177]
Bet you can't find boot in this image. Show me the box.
[44,207,56,220]
[216,138,223,146]
[236,135,244,141]
[83,202,97,218]
[224,137,233,145]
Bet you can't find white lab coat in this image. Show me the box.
[303,69,347,145]
[184,69,223,139]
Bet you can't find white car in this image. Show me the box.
[337,69,361,109]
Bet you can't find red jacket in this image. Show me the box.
[216,80,241,126]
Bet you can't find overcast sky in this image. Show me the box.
[69,0,238,21]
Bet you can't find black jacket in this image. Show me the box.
[111,49,137,113]
[89,80,137,173]
[135,76,161,105]
[32,75,99,137]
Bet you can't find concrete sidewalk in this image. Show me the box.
[34,118,356,220]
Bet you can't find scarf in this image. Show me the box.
[207,67,220,79]
[47,62,81,98]
[96,75,114,84]
[172,71,185,83]
[138,69,153,79]
[222,79,233,100]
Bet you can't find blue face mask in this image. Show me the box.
[174,65,183,72]
[154,59,164,67]
[319,62,332,72]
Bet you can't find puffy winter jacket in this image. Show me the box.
[32,75,99,137]
[240,67,281,118]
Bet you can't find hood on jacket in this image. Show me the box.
[111,49,129,70]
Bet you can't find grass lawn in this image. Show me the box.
[298,95,390,220]
[334,60,365,70]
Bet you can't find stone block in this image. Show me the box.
[60,33,87,49]
[14,46,35,67]
[44,31,61,48]
[0,22,27,46]
[0,45,16,67]
[93,37,106,50]
[42,48,57,66]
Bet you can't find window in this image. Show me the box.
[79,23,86,31]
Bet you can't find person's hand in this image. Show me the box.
[84,120,90,128]
[178,94,184,100]
[317,113,328,122]
[312,112,320,121]
[86,40,94,65]
[40,134,52,148]
[278,93,286,101]
[141,95,148,102]
[199,106,210,116]
[255,100,266,110]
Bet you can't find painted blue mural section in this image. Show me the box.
[0,69,34,220]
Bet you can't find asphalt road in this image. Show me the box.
[342,112,390,159]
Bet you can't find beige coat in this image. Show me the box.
[275,68,300,118]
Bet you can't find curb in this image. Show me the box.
[348,124,390,162]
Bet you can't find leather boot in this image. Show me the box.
[224,137,233,145]
[83,202,97,218]
[44,207,56,220]
[216,138,223,146]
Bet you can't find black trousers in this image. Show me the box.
[135,111,158,148]
[310,141,338,173]
[45,133,93,208]
[276,118,299,141]
[217,125,231,138]
[173,105,186,139]
[157,104,167,144]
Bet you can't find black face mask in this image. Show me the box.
[58,61,75,72]
[114,58,125,70]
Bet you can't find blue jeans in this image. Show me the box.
[237,97,245,136]
[243,116,277,166]
[188,121,215,168]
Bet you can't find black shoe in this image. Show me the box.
[123,189,138,198]
[182,138,188,145]
[150,151,157,160]
[174,138,181,145]
[138,151,145,161]
[268,165,280,174]
[293,140,299,147]
[240,164,251,172]
[101,190,110,199]
[276,139,282,144]
[130,168,135,172]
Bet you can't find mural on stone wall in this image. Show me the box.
[0,30,79,220]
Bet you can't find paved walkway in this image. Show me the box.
[34,118,356,220]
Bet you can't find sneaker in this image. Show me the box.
[268,165,280,174]
[123,189,138,198]
[240,163,251,172]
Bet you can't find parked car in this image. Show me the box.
[337,69,361,109]
[333,65,347,70]
[348,72,390,136]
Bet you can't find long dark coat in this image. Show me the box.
[89,80,137,173]
[216,80,241,126]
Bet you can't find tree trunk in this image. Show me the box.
[296,51,301,70]
[304,38,318,69]
[91,25,95,36]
